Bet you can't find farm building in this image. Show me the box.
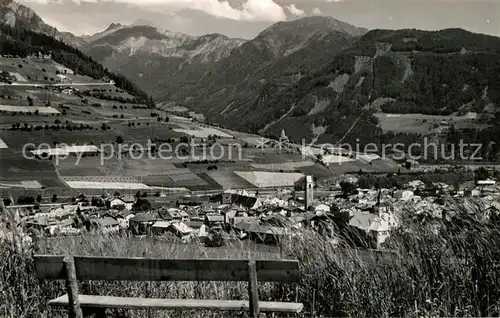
[158,208,183,222]
[111,210,135,226]
[129,213,158,235]
[231,218,291,244]
[95,216,120,234]
[204,214,224,227]
[152,221,194,240]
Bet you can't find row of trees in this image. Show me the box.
[3,194,57,206]
[10,122,94,132]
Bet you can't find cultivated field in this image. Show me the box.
[61,175,140,183]
[326,158,404,175]
[322,155,356,164]
[0,150,63,188]
[0,180,43,189]
[235,171,304,188]
[0,130,119,151]
[1,55,412,195]
[65,181,152,190]
[375,112,481,134]
[250,161,315,171]
[0,105,60,114]
[205,170,256,189]
[142,175,208,189]
[173,127,233,138]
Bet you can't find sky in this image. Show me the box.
[17,0,500,39]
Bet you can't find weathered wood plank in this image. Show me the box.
[63,256,83,318]
[34,255,300,282]
[48,295,304,313]
[248,260,260,318]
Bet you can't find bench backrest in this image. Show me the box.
[34,255,300,283]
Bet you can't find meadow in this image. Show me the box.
[375,112,481,134]
[1,201,500,317]
[1,54,411,195]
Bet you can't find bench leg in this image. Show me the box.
[248,260,260,318]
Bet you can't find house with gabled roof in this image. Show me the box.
[347,210,396,249]
[129,213,158,235]
[95,215,120,234]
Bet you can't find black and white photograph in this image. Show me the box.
[0,0,499,317]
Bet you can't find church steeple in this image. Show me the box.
[376,188,381,206]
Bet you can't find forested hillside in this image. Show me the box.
[192,28,500,149]
[0,23,154,106]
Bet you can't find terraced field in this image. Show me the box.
[0,105,60,114]
[375,112,480,134]
[205,170,255,189]
[234,171,304,188]
[250,161,315,171]
[65,181,151,190]
[0,150,64,188]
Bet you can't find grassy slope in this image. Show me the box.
[2,200,500,317]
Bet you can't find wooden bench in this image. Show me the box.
[34,255,303,318]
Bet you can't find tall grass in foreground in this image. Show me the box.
[2,203,500,317]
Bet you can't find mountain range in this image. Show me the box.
[2,0,500,150]
[80,22,246,102]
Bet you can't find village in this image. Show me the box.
[3,169,500,252]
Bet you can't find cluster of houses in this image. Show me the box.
[4,173,500,250]
[4,178,396,249]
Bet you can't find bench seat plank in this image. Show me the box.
[48,294,304,313]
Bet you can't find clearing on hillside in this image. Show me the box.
[375,112,480,134]
[173,127,233,138]
[0,105,60,114]
[65,181,152,190]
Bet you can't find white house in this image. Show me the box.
[109,196,135,211]
[349,211,396,249]
[314,203,330,214]
[394,190,414,201]
[477,179,496,186]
